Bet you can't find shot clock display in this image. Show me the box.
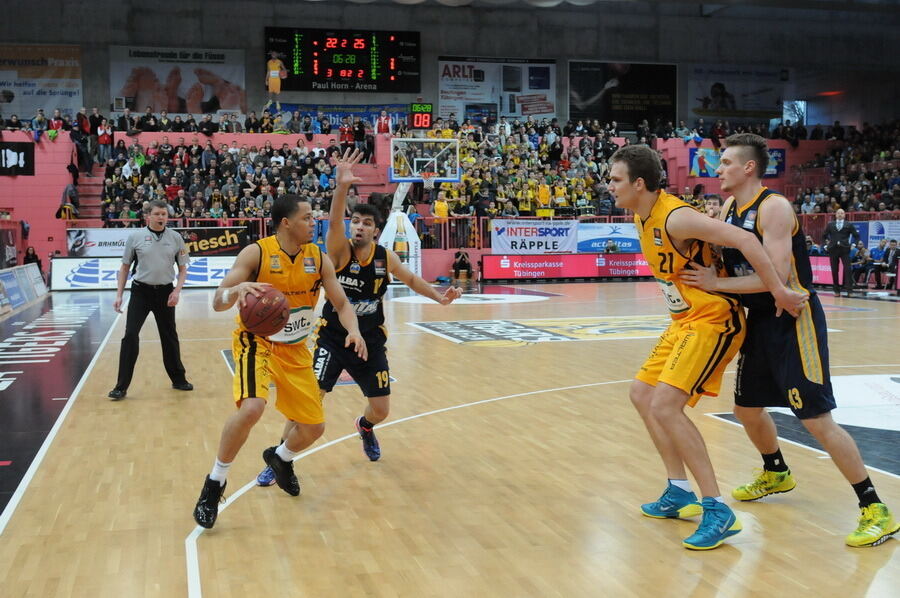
[408,103,433,129]
[265,27,421,93]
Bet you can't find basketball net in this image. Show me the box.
[422,172,437,190]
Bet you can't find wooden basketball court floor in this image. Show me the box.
[1,281,898,598]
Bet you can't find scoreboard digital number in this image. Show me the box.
[408,103,433,129]
[265,27,421,93]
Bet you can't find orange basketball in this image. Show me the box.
[240,287,289,337]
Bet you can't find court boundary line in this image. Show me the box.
[706,414,900,480]
[0,311,123,536]
[184,378,632,598]
[185,364,900,596]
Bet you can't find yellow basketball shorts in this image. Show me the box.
[232,329,323,424]
[635,310,745,406]
[267,77,281,94]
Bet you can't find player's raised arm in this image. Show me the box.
[319,251,368,361]
[387,249,463,305]
[667,206,807,317]
[212,243,269,311]
[327,148,365,265]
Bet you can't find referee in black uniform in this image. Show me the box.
[108,200,193,400]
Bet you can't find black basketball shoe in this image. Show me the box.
[193,475,226,529]
[262,446,301,496]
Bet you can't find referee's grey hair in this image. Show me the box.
[149,199,169,211]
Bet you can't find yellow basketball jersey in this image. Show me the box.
[635,192,737,322]
[236,236,323,349]
[267,59,282,79]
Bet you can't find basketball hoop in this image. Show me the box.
[422,172,437,190]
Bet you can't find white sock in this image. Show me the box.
[669,479,692,492]
[712,496,725,503]
[275,442,300,462]
[210,459,231,484]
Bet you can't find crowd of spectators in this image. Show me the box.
[793,121,900,214]
[413,114,627,221]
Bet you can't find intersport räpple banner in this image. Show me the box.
[0,45,83,121]
[109,46,246,114]
[491,219,578,254]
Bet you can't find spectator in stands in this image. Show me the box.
[244,111,260,133]
[103,203,120,227]
[850,241,869,284]
[806,235,824,256]
[452,247,472,283]
[604,240,619,253]
[883,239,899,290]
[31,108,47,141]
[23,246,42,274]
[501,199,519,217]
[865,239,888,288]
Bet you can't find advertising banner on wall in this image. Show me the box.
[867,220,900,248]
[568,61,676,127]
[109,46,246,114]
[51,255,238,291]
[438,56,556,123]
[491,219,579,254]
[67,227,249,257]
[377,212,422,278]
[0,270,26,309]
[576,222,641,253]
[280,103,408,131]
[689,147,786,178]
[483,253,652,280]
[0,142,35,176]
[0,45,83,121]
[688,64,785,122]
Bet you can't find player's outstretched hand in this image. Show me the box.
[774,286,809,318]
[678,261,718,291]
[345,332,368,361]
[235,282,272,308]
[439,286,464,305]
[334,147,365,186]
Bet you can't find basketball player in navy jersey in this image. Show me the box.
[680,133,898,547]
[257,149,461,482]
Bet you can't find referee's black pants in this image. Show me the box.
[828,246,852,294]
[114,281,187,391]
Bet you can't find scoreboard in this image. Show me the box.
[265,27,421,93]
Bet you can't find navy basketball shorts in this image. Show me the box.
[312,329,390,398]
[734,294,836,419]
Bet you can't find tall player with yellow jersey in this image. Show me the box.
[608,145,807,550]
[193,194,367,529]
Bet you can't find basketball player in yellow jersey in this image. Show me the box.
[193,194,367,529]
[265,51,286,111]
[607,145,807,550]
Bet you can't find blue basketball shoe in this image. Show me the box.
[356,417,381,461]
[682,498,742,550]
[256,466,276,487]
[641,482,703,519]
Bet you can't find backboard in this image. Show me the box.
[389,137,460,183]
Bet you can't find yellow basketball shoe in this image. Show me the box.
[732,468,797,501]
[846,504,900,547]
